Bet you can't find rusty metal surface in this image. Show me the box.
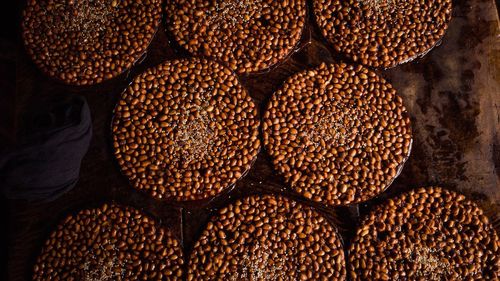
[8,0,500,280]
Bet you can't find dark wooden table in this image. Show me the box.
[7,0,500,280]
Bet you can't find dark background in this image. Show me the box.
[3,0,500,280]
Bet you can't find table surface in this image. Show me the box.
[8,0,500,280]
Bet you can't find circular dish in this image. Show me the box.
[349,187,500,280]
[112,58,260,201]
[22,0,162,85]
[263,62,412,206]
[165,0,307,74]
[313,0,453,68]
[33,204,183,281]
[187,195,346,280]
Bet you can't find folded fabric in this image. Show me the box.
[0,94,92,201]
